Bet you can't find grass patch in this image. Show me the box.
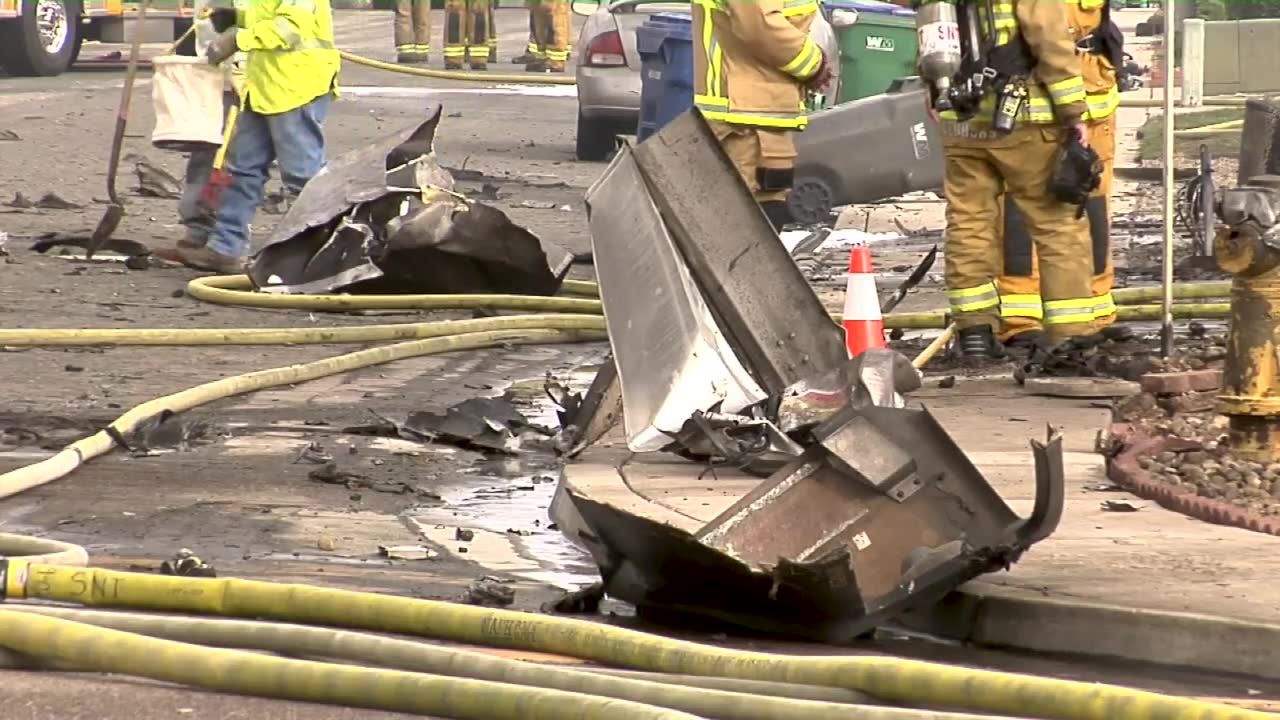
[1137,108,1245,161]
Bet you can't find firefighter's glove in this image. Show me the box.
[206,28,240,66]
[209,8,237,33]
[807,51,833,92]
[1050,129,1102,219]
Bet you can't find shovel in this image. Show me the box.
[86,0,150,259]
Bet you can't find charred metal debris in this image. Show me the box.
[249,102,571,296]
[549,110,1066,643]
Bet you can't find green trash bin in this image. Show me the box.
[826,0,919,104]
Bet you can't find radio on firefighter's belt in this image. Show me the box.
[1050,129,1103,218]
[992,78,1026,134]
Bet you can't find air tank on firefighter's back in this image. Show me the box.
[914,0,962,111]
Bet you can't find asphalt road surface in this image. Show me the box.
[0,7,1273,719]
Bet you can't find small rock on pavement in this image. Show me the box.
[463,577,516,607]
[1140,369,1223,395]
[317,537,336,551]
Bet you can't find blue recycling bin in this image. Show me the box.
[636,13,694,142]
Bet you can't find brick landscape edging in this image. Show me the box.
[1107,423,1280,536]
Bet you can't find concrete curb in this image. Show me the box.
[1108,423,1280,536]
[900,581,1280,681]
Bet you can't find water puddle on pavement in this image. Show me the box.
[406,368,604,591]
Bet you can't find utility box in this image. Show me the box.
[1202,18,1280,95]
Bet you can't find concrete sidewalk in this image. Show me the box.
[562,377,1280,679]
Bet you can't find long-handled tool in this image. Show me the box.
[198,104,239,217]
[86,0,151,259]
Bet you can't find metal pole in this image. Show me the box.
[1160,0,1177,357]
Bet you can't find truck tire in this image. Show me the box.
[0,0,79,77]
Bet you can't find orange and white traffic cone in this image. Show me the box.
[842,245,887,358]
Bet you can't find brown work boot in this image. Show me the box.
[172,245,244,274]
[524,59,547,72]
[445,60,465,71]
[512,51,539,64]
[470,62,488,71]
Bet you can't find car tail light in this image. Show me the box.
[584,30,626,67]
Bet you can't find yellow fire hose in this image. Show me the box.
[0,560,1266,720]
[0,605,1022,720]
[340,50,578,86]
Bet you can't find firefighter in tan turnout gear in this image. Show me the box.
[926,0,1097,358]
[995,0,1127,352]
[445,0,491,70]
[693,0,831,230]
[527,0,572,72]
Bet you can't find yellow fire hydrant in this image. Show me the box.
[1214,176,1280,461]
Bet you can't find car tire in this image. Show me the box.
[576,111,617,162]
[0,0,79,77]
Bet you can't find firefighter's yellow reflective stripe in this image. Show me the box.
[1000,294,1044,320]
[527,41,540,53]
[699,3,718,99]
[1093,292,1118,320]
[698,105,808,129]
[470,45,491,54]
[948,283,1000,312]
[939,88,1057,124]
[1084,85,1120,121]
[547,49,569,61]
[1047,76,1087,105]
[444,47,467,57]
[781,38,821,79]
[694,94,729,108]
[782,0,819,17]
[415,44,431,52]
[1043,297,1097,325]
[710,38,724,97]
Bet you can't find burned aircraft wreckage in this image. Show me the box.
[239,103,1064,643]
[247,102,571,296]
[551,110,1066,643]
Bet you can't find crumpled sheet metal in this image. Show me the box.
[555,411,1065,643]
[248,102,572,296]
[585,143,766,452]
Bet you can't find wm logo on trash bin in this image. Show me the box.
[865,35,895,51]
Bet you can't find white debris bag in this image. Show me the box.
[151,55,225,152]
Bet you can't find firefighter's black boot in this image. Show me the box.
[958,325,1006,359]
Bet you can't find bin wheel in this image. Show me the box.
[788,176,834,226]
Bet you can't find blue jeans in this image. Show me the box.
[209,93,332,258]
[179,91,239,245]
[179,146,217,243]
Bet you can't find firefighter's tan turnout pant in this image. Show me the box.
[445,0,491,69]
[394,0,432,55]
[530,0,571,70]
[943,125,1095,341]
[709,120,797,205]
[996,113,1118,340]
